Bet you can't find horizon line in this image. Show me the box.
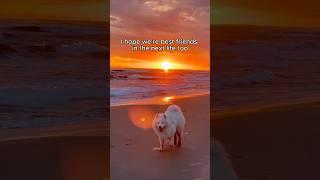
[110,67,210,71]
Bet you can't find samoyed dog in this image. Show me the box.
[152,104,186,152]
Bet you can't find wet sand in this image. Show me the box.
[0,122,108,180]
[213,101,320,180]
[110,95,210,180]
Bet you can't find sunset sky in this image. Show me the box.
[212,0,320,27]
[0,0,107,22]
[110,0,210,70]
[1,0,320,27]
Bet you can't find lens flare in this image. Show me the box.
[128,107,156,129]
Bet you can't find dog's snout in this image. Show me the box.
[158,125,164,132]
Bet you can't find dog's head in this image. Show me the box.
[154,113,168,132]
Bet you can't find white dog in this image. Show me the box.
[152,104,186,152]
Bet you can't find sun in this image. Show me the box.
[161,61,172,72]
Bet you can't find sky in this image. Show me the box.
[212,0,320,27]
[110,0,210,70]
[1,0,320,27]
[0,0,107,22]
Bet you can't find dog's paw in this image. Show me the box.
[153,147,163,152]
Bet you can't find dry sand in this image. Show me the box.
[110,95,210,180]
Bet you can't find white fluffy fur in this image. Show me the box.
[152,104,186,152]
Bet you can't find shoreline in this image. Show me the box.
[0,95,209,143]
[111,92,210,107]
[1,94,319,142]
[214,96,320,120]
[0,121,108,142]
[0,94,319,142]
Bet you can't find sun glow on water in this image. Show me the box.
[162,96,175,102]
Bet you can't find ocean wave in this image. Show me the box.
[26,43,56,53]
[213,70,273,90]
[0,44,17,55]
[57,42,105,55]
[111,74,167,80]
[46,25,105,35]
[2,24,104,35]
[110,84,202,98]
[110,69,190,80]
[110,87,156,97]
[129,74,162,80]
[0,24,106,58]
[0,87,104,107]
[1,32,19,39]
[0,42,106,58]
[7,26,46,32]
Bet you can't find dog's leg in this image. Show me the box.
[159,138,164,152]
[169,137,175,148]
[174,132,178,145]
[153,138,164,152]
[177,132,182,147]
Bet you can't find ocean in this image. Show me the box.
[1,24,320,128]
[111,69,210,106]
[213,26,320,111]
[0,22,108,128]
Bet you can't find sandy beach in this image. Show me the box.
[0,122,108,180]
[111,95,210,180]
[213,101,320,180]
[0,95,210,180]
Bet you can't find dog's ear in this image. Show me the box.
[163,114,167,119]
